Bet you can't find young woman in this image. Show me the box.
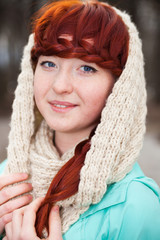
[0,0,160,239]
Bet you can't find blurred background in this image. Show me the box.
[0,0,160,184]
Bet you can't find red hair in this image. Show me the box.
[31,0,129,77]
[31,0,129,237]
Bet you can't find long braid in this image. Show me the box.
[35,129,95,237]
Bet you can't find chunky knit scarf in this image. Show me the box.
[5,4,147,234]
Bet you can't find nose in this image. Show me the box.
[52,69,73,95]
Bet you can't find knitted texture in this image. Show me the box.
[5,4,147,234]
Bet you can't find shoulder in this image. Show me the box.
[109,168,160,239]
[76,163,160,240]
[126,177,160,211]
[123,166,160,219]
[0,159,7,174]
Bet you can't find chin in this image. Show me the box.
[45,120,71,132]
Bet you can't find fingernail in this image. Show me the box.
[27,194,33,200]
[29,195,33,200]
[22,173,29,178]
[53,205,59,212]
[28,183,32,187]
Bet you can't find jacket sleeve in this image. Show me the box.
[0,159,7,175]
[0,231,5,240]
[113,180,160,240]
[0,160,7,239]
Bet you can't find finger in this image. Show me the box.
[48,206,62,240]
[0,182,32,205]
[0,173,29,190]
[0,194,33,218]
[0,207,26,237]
[12,207,25,239]
[5,222,12,240]
[2,237,7,240]
[0,212,12,234]
[20,198,44,238]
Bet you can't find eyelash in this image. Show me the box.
[40,61,56,68]
[40,61,98,74]
[81,65,97,74]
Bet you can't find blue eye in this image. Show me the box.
[81,65,97,73]
[40,61,56,68]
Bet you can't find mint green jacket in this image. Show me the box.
[1,160,160,240]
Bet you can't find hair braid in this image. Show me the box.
[32,38,123,76]
[35,129,94,237]
[31,1,129,77]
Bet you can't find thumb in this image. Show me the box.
[48,205,63,240]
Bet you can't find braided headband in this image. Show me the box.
[31,37,123,76]
[31,2,128,77]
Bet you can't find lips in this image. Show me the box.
[49,100,77,113]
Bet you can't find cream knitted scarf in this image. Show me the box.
[5,4,147,234]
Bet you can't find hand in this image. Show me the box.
[0,173,33,234]
[3,198,63,240]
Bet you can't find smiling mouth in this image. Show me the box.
[53,104,69,108]
[49,100,77,112]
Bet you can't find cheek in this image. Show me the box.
[33,78,48,116]
[80,81,113,118]
[84,84,111,106]
[34,80,41,103]
[81,89,106,117]
[33,75,49,101]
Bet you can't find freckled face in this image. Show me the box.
[34,56,114,136]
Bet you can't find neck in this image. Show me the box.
[54,129,92,156]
